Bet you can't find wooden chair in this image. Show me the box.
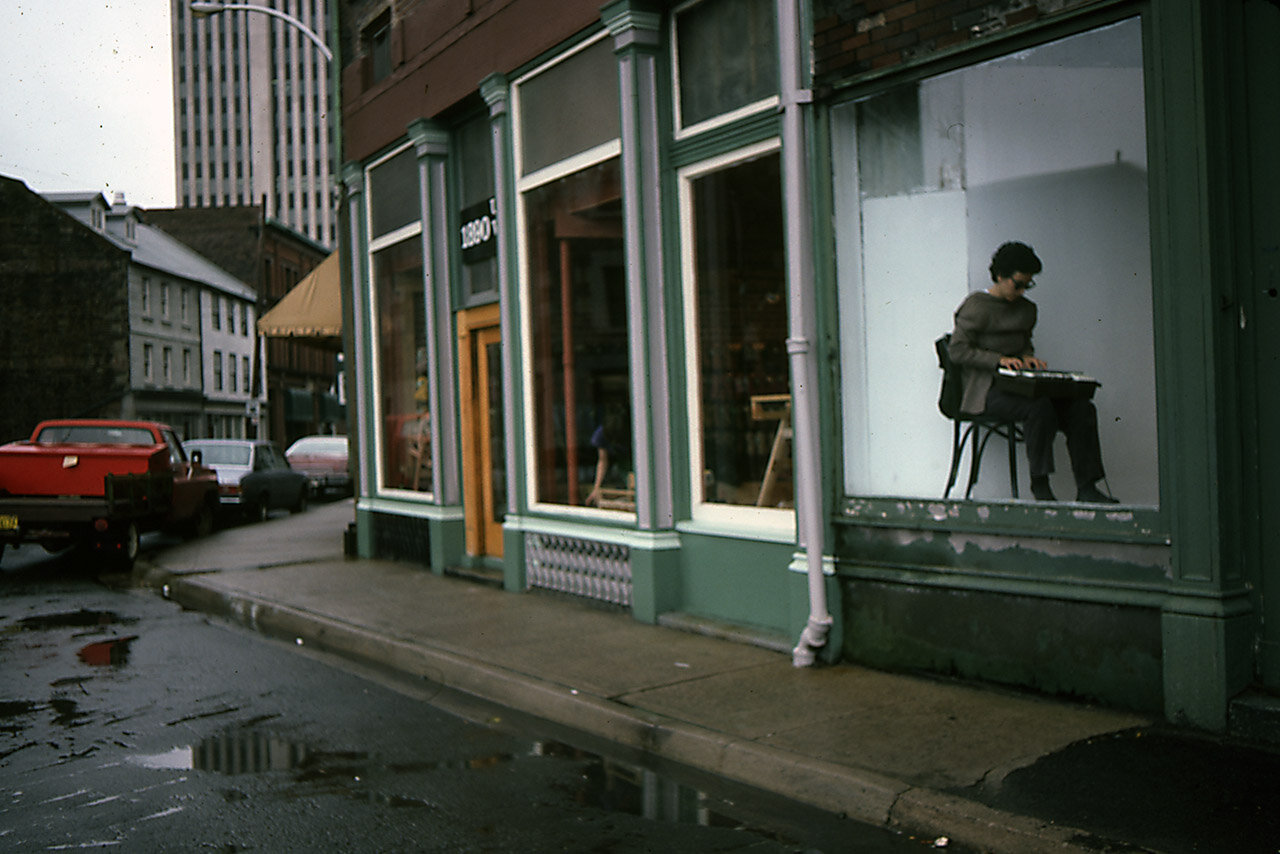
[936,334,1023,499]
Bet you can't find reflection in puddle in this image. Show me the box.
[77,636,138,667]
[127,730,791,836]
[132,730,314,775]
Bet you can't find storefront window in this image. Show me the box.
[516,36,631,512]
[373,238,431,492]
[523,160,629,509]
[673,0,777,133]
[832,18,1158,506]
[517,37,619,178]
[682,146,792,518]
[368,148,418,237]
[366,145,430,495]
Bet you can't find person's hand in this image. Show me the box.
[999,356,1026,370]
[1024,356,1048,370]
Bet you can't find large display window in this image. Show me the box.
[832,18,1159,507]
[680,142,792,529]
[366,146,431,495]
[515,36,632,513]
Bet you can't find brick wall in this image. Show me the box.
[0,178,132,443]
[813,0,1104,84]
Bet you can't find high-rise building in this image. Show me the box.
[170,0,335,248]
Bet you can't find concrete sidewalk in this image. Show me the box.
[138,499,1254,853]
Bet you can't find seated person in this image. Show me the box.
[948,241,1118,504]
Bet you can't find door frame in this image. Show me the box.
[457,302,504,558]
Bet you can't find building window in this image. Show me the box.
[141,277,151,315]
[516,37,619,179]
[516,36,631,512]
[163,347,172,382]
[372,238,428,492]
[143,344,154,381]
[455,112,498,303]
[831,17,1158,506]
[680,143,791,524]
[523,159,628,509]
[364,11,392,86]
[212,296,222,330]
[366,144,429,494]
[161,282,170,320]
[367,149,418,237]
[241,303,249,336]
[228,354,238,394]
[181,287,190,324]
[183,348,192,385]
[242,356,251,393]
[213,350,224,391]
[673,0,778,136]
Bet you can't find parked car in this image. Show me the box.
[182,439,308,522]
[285,435,352,497]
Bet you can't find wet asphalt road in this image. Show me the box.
[0,543,942,853]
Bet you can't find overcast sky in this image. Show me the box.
[0,0,176,208]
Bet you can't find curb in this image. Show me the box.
[156,570,1110,854]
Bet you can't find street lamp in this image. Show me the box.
[189,1,333,62]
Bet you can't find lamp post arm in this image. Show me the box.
[190,2,332,62]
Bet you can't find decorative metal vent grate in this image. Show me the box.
[525,533,632,608]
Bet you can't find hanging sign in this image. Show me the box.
[459,197,498,264]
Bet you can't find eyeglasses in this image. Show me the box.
[1011,277,1036,291]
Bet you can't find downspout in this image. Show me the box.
[778,0,832,666]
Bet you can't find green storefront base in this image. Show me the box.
[840,574,1165,712]
[837,571,1258,728]
[354,500,466,575]
[1161,607,1255,731]
[672,531,797,639]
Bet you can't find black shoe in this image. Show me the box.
[1030,477,1056,502]
[1076,483,1119,504]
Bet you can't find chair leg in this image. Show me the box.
[1007,425,1019,499]
[944,420,965,498]
[964,425,986,499]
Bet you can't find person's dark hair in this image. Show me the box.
[989,241,1042,282]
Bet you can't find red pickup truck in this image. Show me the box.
[0,419,218,569]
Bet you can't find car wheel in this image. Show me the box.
[187,500,216,539]
[106,522,139,571]
[290,486,308,514]
[246,499,268,524]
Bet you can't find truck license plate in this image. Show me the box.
[0,514,18,531]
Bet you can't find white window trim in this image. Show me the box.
[512,35,633,520]
[677,137,795,539]
[364,142,433,502]
[669,0,780,140]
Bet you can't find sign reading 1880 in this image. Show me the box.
[459,198,498,265]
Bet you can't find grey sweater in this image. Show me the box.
[948,291,1038,414]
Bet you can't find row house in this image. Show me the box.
[334,0,1280,734]
[0,176,263,442]
[146,205,343,446]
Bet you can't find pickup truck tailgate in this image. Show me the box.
[0,444,164,497]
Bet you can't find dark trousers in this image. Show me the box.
[982,388,1106,486]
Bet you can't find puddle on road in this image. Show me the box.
[125,728,839,845]
[14,609,138,632]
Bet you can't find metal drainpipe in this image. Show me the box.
[778,0,832,667]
